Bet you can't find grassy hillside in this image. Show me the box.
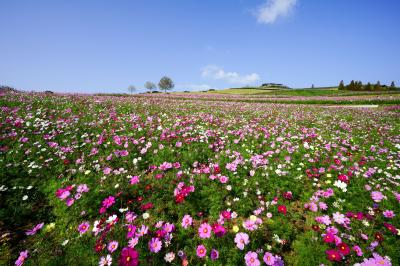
[196,86,400,97]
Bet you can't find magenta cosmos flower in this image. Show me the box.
[210,249,219,260]
[245,251,260,266]
[234,232,250,250]
[148,237,162,253]
[107,241,119,253]
[196,245,207,258]
[126,224,137,239]
[77,222,90,234]
[326,249,341,262]
[102,196,116,208]
[198,223,212,239]
[181,214,193,229]
[119,247,139,266]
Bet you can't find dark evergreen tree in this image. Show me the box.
[338,80,345,90]
[390,81,396,90]
[365,82,372,91]
[373,81,381,91]
[357,81,363,90]
[348,80,355,90]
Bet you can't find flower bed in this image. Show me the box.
[1,93,399,265]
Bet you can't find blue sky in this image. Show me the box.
[1,0,399,93]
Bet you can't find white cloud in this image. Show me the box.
[201,65,260,85]
[255,0,297,24]
[180,84,217,91]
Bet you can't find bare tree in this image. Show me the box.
[127,85,136,94]
[144,81,156,93]
[158,76,174,93]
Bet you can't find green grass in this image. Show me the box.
[194,87,400,97]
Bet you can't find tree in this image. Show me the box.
[373,81,381,91]
[357,81,363,91]
[158,76,174,93]
[348,80,355,90]
[144,81,156,93]
[338,80,345,90]
[127,85,136,94]
[390,81,396,90]
[365,82,372,91]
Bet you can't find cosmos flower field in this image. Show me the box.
[1,93,399,266]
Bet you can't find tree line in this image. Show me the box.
[128,76,174,94]
[338,80,397,91]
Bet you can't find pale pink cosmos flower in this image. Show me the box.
[99,254,112,266]
[107,241,118,253]
[180,214,193,229]
[371,191,384,202]
[148,237,162,253]
[234,232,250,250]
[245,251,260,266]
[383,210,395,218]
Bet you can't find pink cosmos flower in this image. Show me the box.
[102,196,115,208]
[196,245,207,258]
[77,222,90,234]
[263,252,276,266]
[383,210,395,218]
[234,232,249,250]
[103,167,112,175]
[353,245,363,256]
[245,251,260,266]
[66,198,74,207]
[148,237,162,253]
[125,212,137,223]
[26,222,44,235]
[107,241,119,253]
[15,250,28,266]
[181,214,193,229]
[128,237,139,248]
[371,191,384,202]
[360,253,391,266]
[198,223,212,239]
[130,176,140,185]
[319,202,328,210]
[219,175,229,184]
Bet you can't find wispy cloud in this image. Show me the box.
[201,65,260,85]
[180,84,217,91]
[255,0,297,24]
